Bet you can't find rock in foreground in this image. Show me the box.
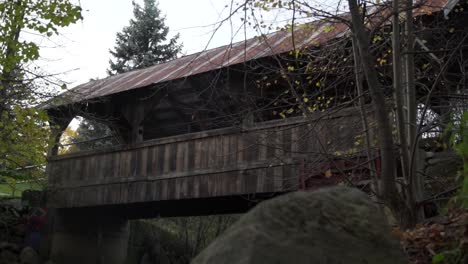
[192,187,406,264]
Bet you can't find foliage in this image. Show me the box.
[58,117,117,154]
[108,0,182,75]
[127,216,237,263]
[0,0,82,73]
[0,0,82,184]
[445,112,468,208]
[58,126,79,154]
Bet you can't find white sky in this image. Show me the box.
[34,0,263,88]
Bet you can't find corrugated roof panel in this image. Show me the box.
[54,0,452,106]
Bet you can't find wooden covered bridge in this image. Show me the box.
[43,0,463,217]
[42,10,393,216]
[42,0,465,262]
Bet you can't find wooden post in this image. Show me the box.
[47,111,74,156]
[116,92,165,144]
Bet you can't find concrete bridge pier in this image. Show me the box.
[49,209,129,264]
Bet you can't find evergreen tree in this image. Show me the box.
[108,0,182,75]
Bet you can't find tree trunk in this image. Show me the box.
[405,0,424,220]
[351,35,379,195]
[392,0,411,184]
[348,0,415,227]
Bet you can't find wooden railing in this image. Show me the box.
[47,107,367,208]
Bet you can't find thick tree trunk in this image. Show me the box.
[348,0,415,227]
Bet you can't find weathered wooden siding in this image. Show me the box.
[47,108,367,208]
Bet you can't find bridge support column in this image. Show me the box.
[49,209,129,264]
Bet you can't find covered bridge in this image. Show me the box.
[43,0,464,215]
[42,0,467,263]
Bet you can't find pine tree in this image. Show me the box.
[108,0,182,75]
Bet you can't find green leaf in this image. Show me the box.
[432,253,445,264]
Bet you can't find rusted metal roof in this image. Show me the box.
[52,0,454,107]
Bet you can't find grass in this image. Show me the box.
[0,181,43,197]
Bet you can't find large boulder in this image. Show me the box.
[192,186,406,264]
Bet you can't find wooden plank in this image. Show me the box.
[208,173,217,197]
[273,166,283,191]
[237,134,245,163]
[248,132,260,163]
[120,183,129,204]
[72,158,83,182]
[162,144,171,174]
[95,185,103,205]
[103,185,111,204]
[282,126,293,155]
[187,140,195,170]
[201,138,210,169]
[174,177,181,200]
[235,170,242,194]
[94,155,104,183]
[194,140,203,170]
[106,153,115,179]
[226,171,236,195]
[208,137,217,167]
[65,160,74,183]
[306,124,320,154]
[218,172,228,195]
[266,129,276,159]
[300,124,311,154]
[169,143,177,172]
[176,142,187,173]
[167,179,176,200]
[112,183,121,205]
[146,146,154,177]
[265,166,275,192]
[157,144,166,176]
[113,151,121,180]
[222,135,230,168]
[160,179,168,200]
[244,170,257,194]
[199,174,209,198]
[291,126,300,155]
[228,135,238,165]
[84,156,94,182]
[256,167,267,193]
[258,132,267,161]
[130,150,137,178]
[137,147,148,178]
[192,176,200,198]
[182,177,190,198]
[215,136,224,169]
[137,182,147,202]
[153,180,162,200]
[118,151,127,180]
[275,129,284,159]
[282,165,295,191]
[149,181,158,201]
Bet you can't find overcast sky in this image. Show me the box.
[34,0,264,88]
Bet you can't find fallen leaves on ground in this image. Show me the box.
[397,209,468,264]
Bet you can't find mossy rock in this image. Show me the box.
[193,187,406,264]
